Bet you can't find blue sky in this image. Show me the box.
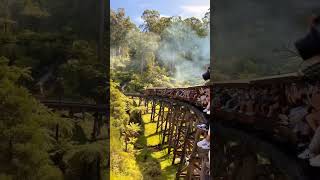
[111,0,210,25]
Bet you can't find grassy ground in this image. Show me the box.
[134,113,178,180]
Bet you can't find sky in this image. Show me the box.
[110,0,210,25]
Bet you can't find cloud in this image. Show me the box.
[133,16,144,25]
[160,14,170,18]
[179,5,209,19]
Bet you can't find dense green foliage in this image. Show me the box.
[110,80,142,179]
[0,57,68,179]
[0,0,106,102]
[0,1,108,179]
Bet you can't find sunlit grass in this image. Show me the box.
[136,113,177,180]
[110,150,143,180]
[143,114,162,146]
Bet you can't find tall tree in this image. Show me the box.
[0,0,49,32]
[110,8,136,55]
[140,9,160,33]
[126,30,160,74]
[184,17,207,36]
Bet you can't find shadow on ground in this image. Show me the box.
[134,117,163,180]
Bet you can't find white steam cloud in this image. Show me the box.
[157,22,210,84]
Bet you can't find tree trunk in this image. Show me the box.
[55,124,59,141]
[8,137,13,161]
[92,117,98,140]
[118,46,121,56]
[98,0,105,64]
[96,156,101,180]
[140,57,144,74]
[4,1,10,34]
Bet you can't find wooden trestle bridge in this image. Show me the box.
[40,99,108,141]
[126,90,211,180]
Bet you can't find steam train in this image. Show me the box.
[144,86,210,108]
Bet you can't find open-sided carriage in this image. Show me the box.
[145,86,211,110]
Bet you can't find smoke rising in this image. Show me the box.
[157,22,210,84]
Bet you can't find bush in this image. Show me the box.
[143,161,162,177]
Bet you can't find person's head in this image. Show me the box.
[202,67,210,81]
[309,14,320,28]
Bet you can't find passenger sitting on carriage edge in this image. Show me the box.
[298,85,320,167]
[197,126,210,150]
[286,84,310,138]
[298,112,320,167]
[203,89,210,115]
[239,89,255,116]
[197,91,210,136]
